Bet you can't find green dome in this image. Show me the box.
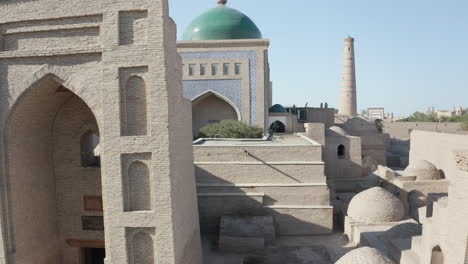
[182,2,262,41]
[269,104,287,113]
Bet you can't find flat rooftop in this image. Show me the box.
[194,134,319,147]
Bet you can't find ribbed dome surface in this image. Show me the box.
[347,187,404,223]
[336,247,395,264]
[182,3,262,41]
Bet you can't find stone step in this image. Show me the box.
[197,183,331,206]
[263,205,333,235]
[220,216,275,244]
[195,163,326,184]
[197,193,265,234]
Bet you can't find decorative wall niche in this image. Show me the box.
[119,67,149,136]
[119,10,148,45]
[121,153,152,212]
[126,227,155,264]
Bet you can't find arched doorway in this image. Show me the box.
[431,245,444,264]
[269,120,286,133]
[192,92,239,137]
[338,144,346,159]
[3,76,104,264]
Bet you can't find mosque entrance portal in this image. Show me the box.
[3,76,104,264]
[192,91,240,136]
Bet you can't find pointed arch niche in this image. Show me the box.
[191,91,240,136]
[122,153,152,212]
[126,228,155,264]
[3,74,104,263]
[120,67,149,136]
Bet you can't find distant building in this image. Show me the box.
[427,106,466,118]
[368,108,385,120]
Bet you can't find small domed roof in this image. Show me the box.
[269,104,287,113]
[348,187,404,223]
[336,247,395,264]
[326,126,349,137]
[182,1,262,41]
[404,160,441,181]
[343,116,379,135]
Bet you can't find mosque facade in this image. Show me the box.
[178,0,271,136]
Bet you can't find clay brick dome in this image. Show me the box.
[404,160,442,181]
[347,187,404,223]
[326,125,349,136]
[336,247,395,264]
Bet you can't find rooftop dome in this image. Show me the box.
[343,116,379,135]
[269,104,287,113]
[347,187,404,223]
[404,160,441,181]
[182,0,262,41]
[336,247,395,264]
[326,126,349,137]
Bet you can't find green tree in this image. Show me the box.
[462,115,468,131]
[360,109,369,118]
[199,120,264,139]
[375,119,384,133]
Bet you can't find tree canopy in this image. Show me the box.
[398,111,468,131]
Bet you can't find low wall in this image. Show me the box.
[193,135,333,235]
[384,122,466,140]
[410,130,468,180]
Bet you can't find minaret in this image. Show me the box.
[339,36,357,116]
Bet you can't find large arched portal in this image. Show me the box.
[192,92,240,137]
[3,76,104,264]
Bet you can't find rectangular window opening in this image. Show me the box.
[189,64,196,76]
[200,64,207,76]
[223,63,230,75]
[211,63,219,75]
[235,63,242,75]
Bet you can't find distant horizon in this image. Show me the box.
[169,0,468,117]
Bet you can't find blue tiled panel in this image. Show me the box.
[184,79,243,119]
[180,51,258,124]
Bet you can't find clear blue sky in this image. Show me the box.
[169,0,468,117]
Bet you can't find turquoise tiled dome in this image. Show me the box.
[182,1,262,41]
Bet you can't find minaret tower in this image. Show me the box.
[339,36,358,116]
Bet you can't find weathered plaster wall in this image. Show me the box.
[410,131,468,180]
[53,96,103,264]
[0,0,202,263]
[384,122,466,140]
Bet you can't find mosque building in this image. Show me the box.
[177,0,272,136]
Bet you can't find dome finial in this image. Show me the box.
[217,0,227,5]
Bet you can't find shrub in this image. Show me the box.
[199,120,263,138]
[462,115,468,131]
[374,119,384,133]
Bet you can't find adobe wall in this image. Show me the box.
[305,108,335,129]
[410,131,468,180]
[0,0,202,263]
[325,136,362,192]
[384,122,466,140]
[193,136,333,236]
